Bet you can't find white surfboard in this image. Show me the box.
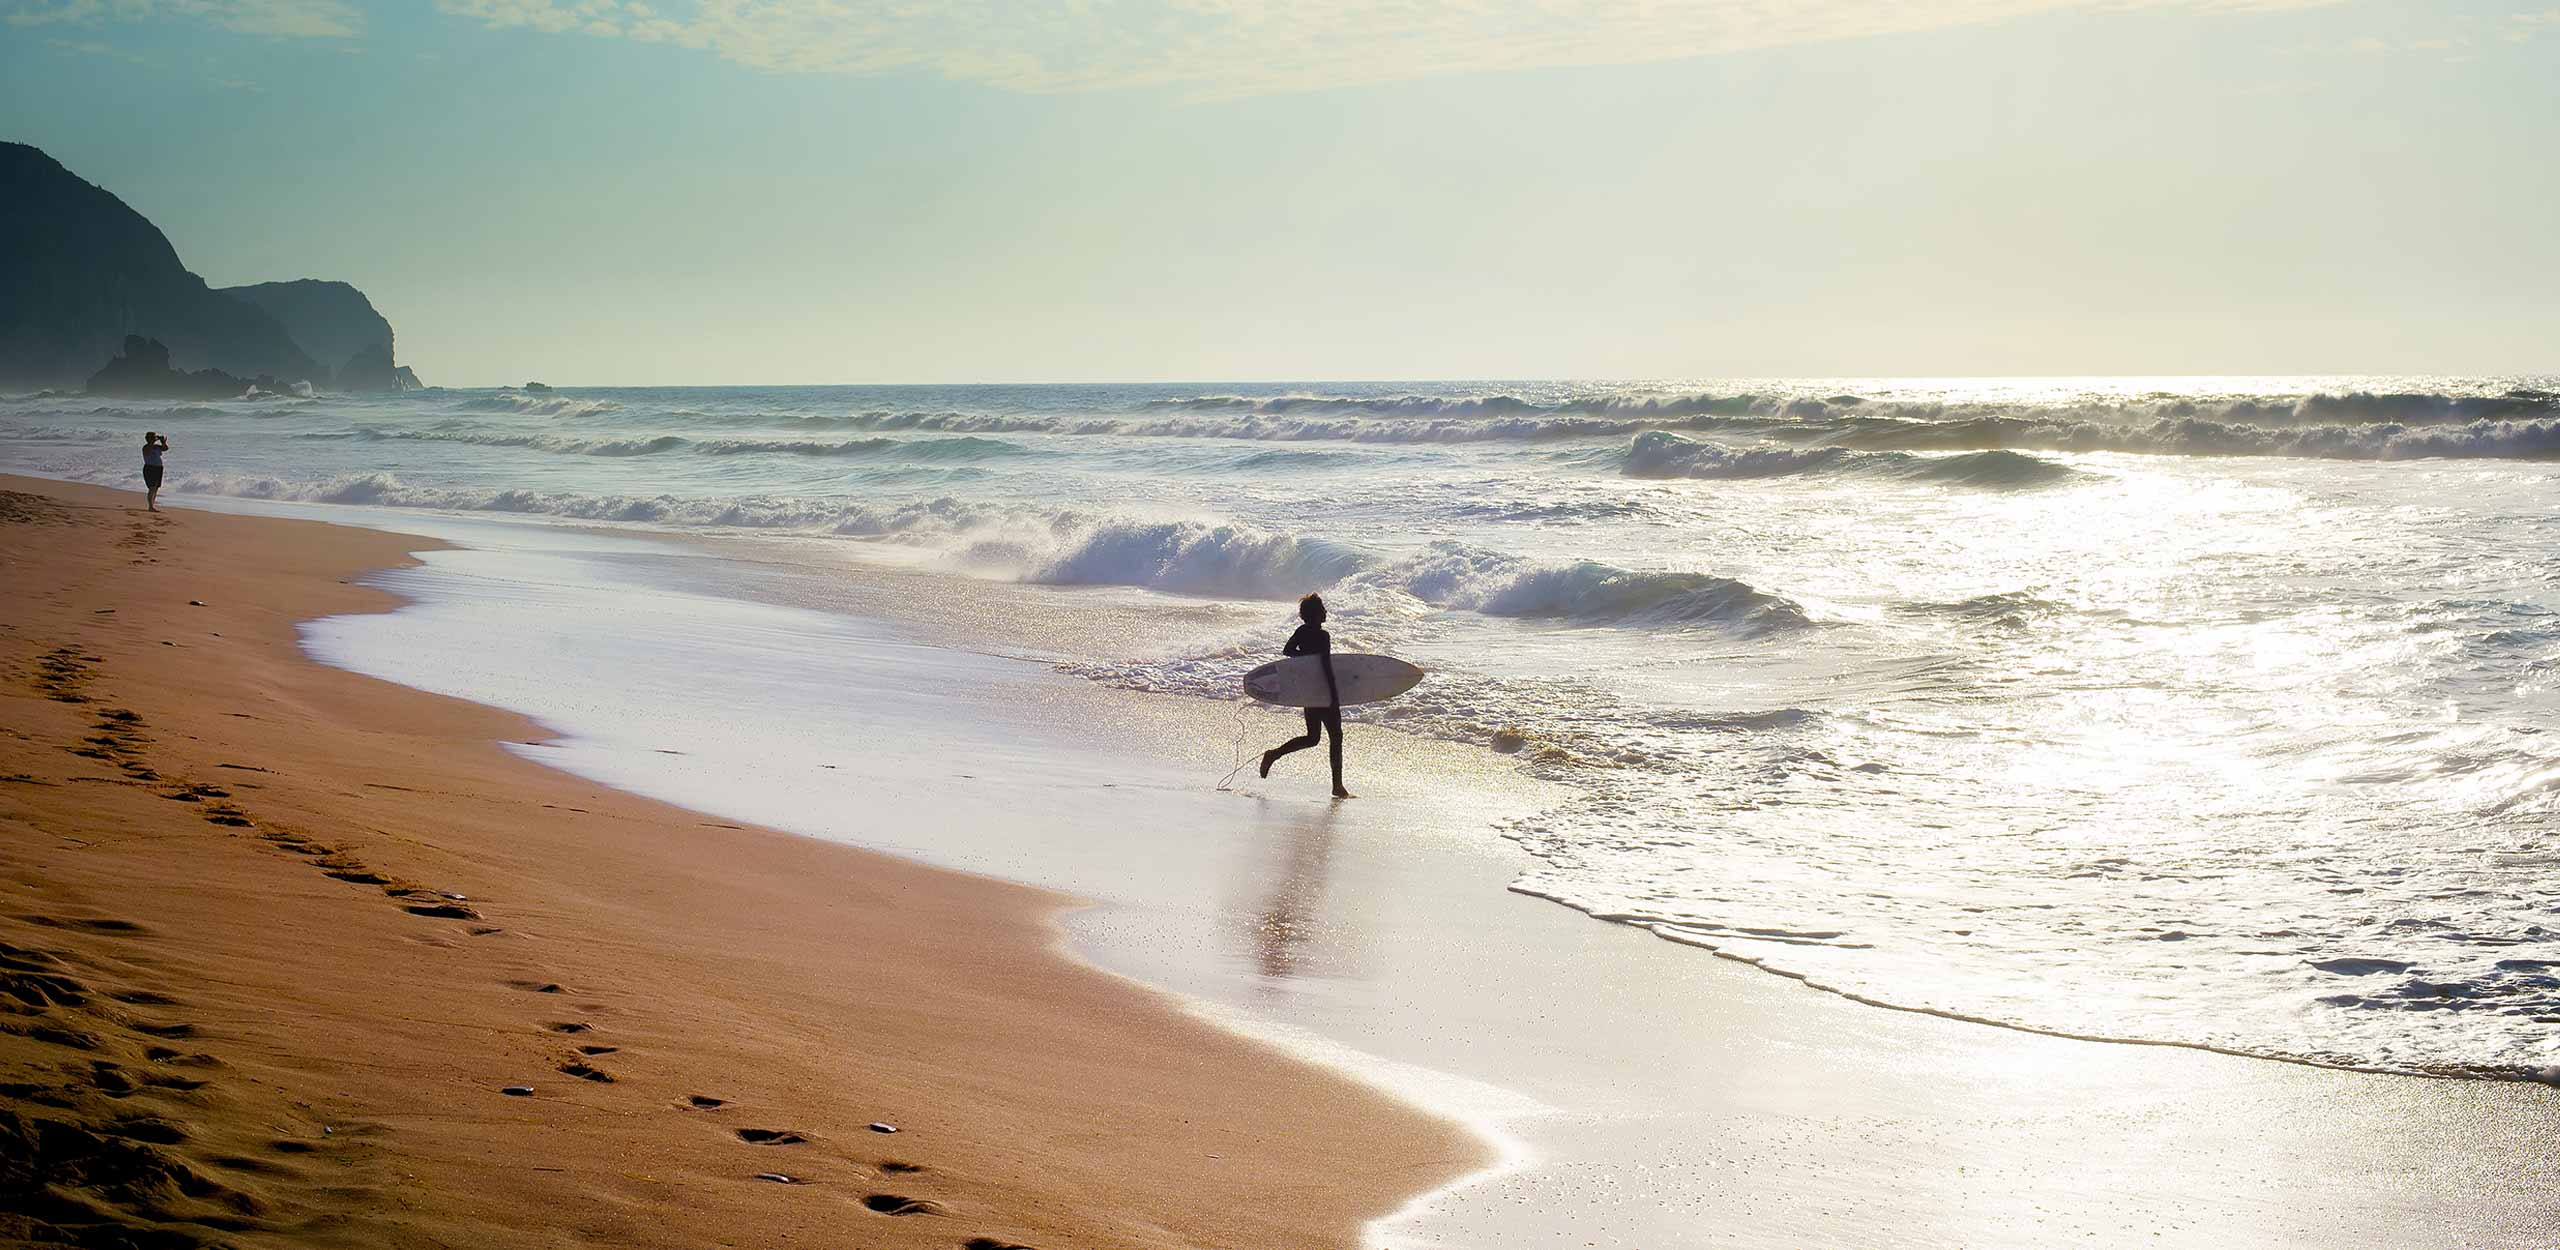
[1243,653,1424,708]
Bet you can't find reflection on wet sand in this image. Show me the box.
[1250,804,1341,982]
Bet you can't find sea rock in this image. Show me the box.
[85,335,292,399]
[334,343,408,392]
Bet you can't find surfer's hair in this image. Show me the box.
[1299,593,1325,622]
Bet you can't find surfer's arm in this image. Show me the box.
[1319,649,1341,710]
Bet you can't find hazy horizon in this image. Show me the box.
[7,0,2556,386]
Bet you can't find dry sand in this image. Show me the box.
[0,476,1484,1248]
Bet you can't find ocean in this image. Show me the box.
[7,375,2557,1084]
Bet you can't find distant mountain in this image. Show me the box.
[0,142,423,393]
[218,279,399,389]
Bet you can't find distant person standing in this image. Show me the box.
[141,432,170,511]
[1259,593,1354,799]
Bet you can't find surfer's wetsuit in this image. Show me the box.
[1263,622,1344,789]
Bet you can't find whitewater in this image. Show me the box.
[6,375,2557,1082]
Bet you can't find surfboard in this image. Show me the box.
[1243,653,1424,708]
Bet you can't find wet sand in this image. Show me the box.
[0,475,1482,1248]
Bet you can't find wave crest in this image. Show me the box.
[1622,431,2079,486]
[1358,542,1811,633]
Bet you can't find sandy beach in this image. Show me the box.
[9,472,2560,1250]
[13,5,2560,1241]
[0,475,1481,1248]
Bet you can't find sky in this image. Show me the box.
[4,0,2556,385]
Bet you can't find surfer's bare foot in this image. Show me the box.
[1258,750,1277,779]
[1333,786,1355,800]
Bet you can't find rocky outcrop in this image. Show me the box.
[2,143,423,394]
[336,343,395,391]
[85,334,298,399]
[0,143,320,391]
[216,279,399,388]
[331,343,425,392]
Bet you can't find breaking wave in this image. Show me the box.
[1621,431,2081,486]
[542,388,2560,462]
[1136,387,2559,429]
[1019,520,1370,599]
[456,392,625,418]
[1351,542,1812,632]
[156,469,1801,630]
[296,427,1036,461]
[297,429,689,456]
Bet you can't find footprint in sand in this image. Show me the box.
[556,1061,613,1083]
[735,1129,807,1145]
[206,1153,289,1175]
[260,831,327,855]
[685,1095,725,1109]
[0,946,89,1008]
[20,916,146,935]
[23,1022,106,1050]
[97,1115,187,1145]
[859,1193,943,1216]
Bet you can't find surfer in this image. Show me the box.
[1259,593,1353,798]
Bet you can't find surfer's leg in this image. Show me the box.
[1323,708,1350,798]
[1262,709,1324,778]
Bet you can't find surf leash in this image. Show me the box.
[1213,700,1253,792]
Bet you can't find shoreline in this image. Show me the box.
[13,474,2560,1248]
[1521,884,2560,1087]
[0,476,1484,1248]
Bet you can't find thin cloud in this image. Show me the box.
[45,33,150,61]
[5,0,360,37]
[435,0,2345,96]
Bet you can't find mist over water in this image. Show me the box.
[11,375,2558,1080]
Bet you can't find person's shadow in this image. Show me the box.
[1248,802,1342,984]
